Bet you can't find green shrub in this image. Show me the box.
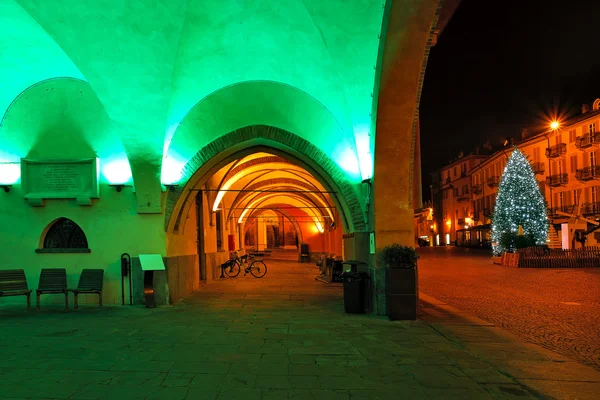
[377,244,419,268]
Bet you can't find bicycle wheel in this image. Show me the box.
[224,260,241,277]
[250,261,267,278]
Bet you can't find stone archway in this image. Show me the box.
[165,125,366,235]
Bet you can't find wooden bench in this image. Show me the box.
[36,268,68,310]
[69,269,104,309]
[0,269,32,311]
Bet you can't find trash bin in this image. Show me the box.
[342,272,369,314]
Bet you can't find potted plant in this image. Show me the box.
[377,244,419,320]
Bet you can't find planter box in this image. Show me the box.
[501,252,520,268]
[385,267,417,320]
[491,256,502,265]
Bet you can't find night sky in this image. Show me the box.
[420,0,600,202]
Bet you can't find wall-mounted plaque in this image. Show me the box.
[21,158,99,206]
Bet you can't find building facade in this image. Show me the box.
[430,98,600,249]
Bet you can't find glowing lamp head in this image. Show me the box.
[550,121,559,130]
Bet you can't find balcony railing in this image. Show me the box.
[486,176,500,187]
[575,165,600,181]
[530,162,545,175]
[575,133,600,149]
[547,205,577,218]
[546,173,568,187]
[545,143,567,158]
[457,194,469,203]
[582,202,600,216]
[472,184,483,195]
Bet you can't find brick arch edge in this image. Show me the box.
[164,125,366,233]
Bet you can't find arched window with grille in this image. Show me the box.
[36,218,90,253]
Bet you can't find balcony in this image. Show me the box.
[575,165,600,181]
[530,162,545,175]
[546,173,568,187]
[575,133,600,150]
[545,143,567,158]
[548,205,577,218]
[582,202,600,216]
[486,176,500,187]
[457,194,469,203]
[472,184,483,195]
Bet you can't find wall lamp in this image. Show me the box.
[0,184,12,193]
[109,184,129,192]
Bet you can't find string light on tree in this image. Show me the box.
[491,148,548,255]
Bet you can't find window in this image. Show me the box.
[569,129,577,143]
[215,210,223,250]
[533,147,540,163]
[591,151,597,167]
[558,192,564,208]
[555,160,563,175]
[592,186,598,204]
[453,166,457,177]
[574,189,580,206]
[37,218,90,253]
[454,188,459,197]
[463,184,469,194]
[570,155,578,173]
[589,123,596,134]
[555,135,562,145]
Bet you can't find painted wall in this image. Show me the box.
[0,184,166,306]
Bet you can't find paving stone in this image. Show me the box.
[219,373,256,388]
[160,372,195,387]
[170,361,231,374]
[479,383,539,399]
[216,388,261,399]
[287,375,321,389]
[65,383,113,399]
[189,373,224,387]
[254,375,293,389]
[145,386,189,400]
[185,387,220,399]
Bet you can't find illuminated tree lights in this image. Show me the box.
[492,148,548,255]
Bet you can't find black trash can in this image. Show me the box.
[342,272,369,314]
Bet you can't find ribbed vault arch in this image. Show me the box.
[165,125,365,234]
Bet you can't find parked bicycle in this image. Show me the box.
[223,250,267,278]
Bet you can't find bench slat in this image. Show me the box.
[38,268,67,291]
[0,269,29,292]
[75,269,104,291]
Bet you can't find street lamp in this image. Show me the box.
[550,121,559,130]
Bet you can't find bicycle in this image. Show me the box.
[223,250,268,278]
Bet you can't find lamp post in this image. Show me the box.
[546,121,560,219]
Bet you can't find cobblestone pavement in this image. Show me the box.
[418,247,600,370]
[0,260,546,400]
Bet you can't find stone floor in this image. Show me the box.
[0,258,598,399]
[418,246,600,369]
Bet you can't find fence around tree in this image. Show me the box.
[517,246,600,268]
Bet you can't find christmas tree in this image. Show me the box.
[492,148,548,255]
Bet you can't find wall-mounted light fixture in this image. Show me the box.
[109,184,129,192]
[0,184,12,193]
[164,184,179,192]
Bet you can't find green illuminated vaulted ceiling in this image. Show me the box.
[0,0,385,191]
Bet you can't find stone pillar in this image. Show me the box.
[257,218,267,251]
[372,0,441,314]
[413,117,423,209]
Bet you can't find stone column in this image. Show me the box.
[372,0,441,314]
